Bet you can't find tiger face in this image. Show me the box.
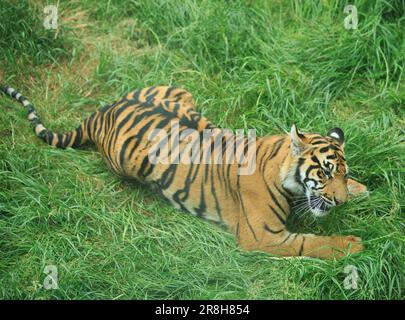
[286,125,349,216]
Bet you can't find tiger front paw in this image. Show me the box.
[342,235,363,254]
[347,179,369,199]
[330,235,363,258]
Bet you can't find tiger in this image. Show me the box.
[1,84,368,259]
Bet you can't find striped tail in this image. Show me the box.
[1,85,91,148]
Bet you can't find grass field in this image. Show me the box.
[0,0,404,299]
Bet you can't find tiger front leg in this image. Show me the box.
[237,223,363,259]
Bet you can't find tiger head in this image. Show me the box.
[283,124,349,216]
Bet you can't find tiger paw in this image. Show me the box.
[342,235,363,254]
[330,235,363,258]
[347,179,369,198]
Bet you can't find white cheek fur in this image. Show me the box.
[306,180,316,189]
[281,168,304,195]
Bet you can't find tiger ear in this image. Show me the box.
[327,127,345,147]
[290,124,307,156]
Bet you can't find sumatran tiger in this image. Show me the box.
[1,84,368,259]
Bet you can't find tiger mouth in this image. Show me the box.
[308,195,333,215]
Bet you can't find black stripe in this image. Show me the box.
[235,222,240,240]
[27,105,35,114]
[210,157,223,223]
[305,164,320,177]
[320,145,339,153]
[173,158,201,204]
[47,131,54,145]
[259,145,271,172]
[72,126,83,147]
[138,155,154,178]
[86,114,95,142]
[172,102,180,114]
[173,90,186,100]
[108,110,134,156]
[274,184,292,202]
[269,232,292,246]
[298,237,306,256]
[160,164,178,190]
[268,138,285,160]
[294,157,306,190]
[145,90,158,103]
[264,223,284,234]
[131,89,141,103]
[113,100,135,119]
[292,233,299,242]
[311,155,321,166]
[56,133,64,148]
[173,165,196,203]
[127,119,158,160]
[163,86,177,99]
[268,204,286,225]
[145,86,156,96]
[238,137,254,165]
[96,110,106,141]
[64,132,72,147]
[194,180,207,218]
[237,173,258,241]
[311,140,327,145]
[266,184,288,217]
[118,137,133,171]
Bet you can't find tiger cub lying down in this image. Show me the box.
[1,85,368,259]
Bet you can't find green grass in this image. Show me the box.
[0,0,404,299]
